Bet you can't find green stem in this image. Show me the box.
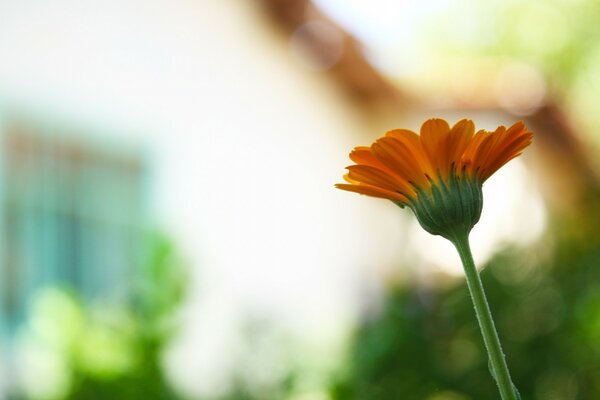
[451,232,518,400]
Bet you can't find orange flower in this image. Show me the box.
[336,118,533,239]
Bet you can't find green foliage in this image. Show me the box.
[68,337,173,400]
[329,191,600,400]
[66,232,185,400]
[17,232,186,400]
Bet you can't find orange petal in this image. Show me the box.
[349,146,402,178]
[335,183,409,202]
[471,126,506,177]
[466,121,534,181]
[447,119,475,167]
[386,129,434,178]
[385,128,419,141]
[343,173,359,184]
[347,165,416,198]
[420,118,451,172]
[479,127,533,180]
[460,130,488,175]
[371,137,429,188]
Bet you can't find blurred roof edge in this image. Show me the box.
[257,0,600,203]
[257,0,407,107]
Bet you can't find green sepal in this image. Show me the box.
[408,170,483,240]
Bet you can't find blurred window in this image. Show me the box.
[0,118,146,335]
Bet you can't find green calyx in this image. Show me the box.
[397,171,484,241]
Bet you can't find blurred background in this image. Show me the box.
[0,0,599,399]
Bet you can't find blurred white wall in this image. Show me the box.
[0,0,409,397]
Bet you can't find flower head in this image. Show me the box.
[336,118,533,239]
